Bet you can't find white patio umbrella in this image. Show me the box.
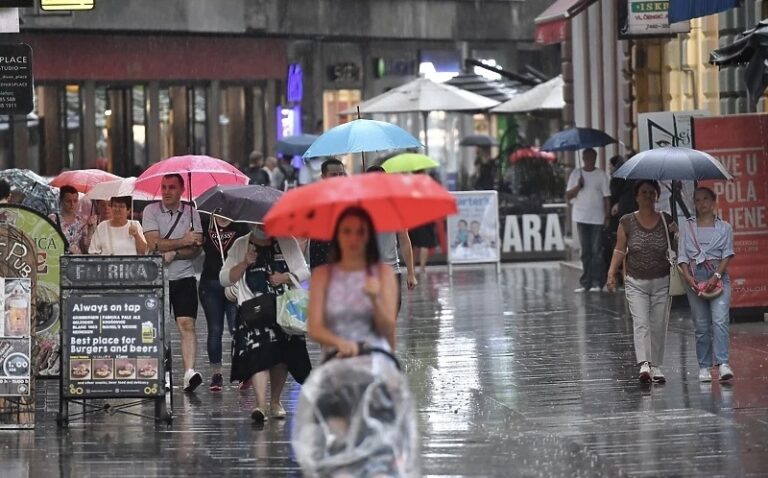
[491,75,564,114]
[84,177,155,201]
[341,77,499,153]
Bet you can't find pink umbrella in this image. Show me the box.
[50,169,121,193]
[508,147,556,164]
[134,155,248,200]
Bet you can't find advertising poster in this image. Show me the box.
[0,278,32,396]
[693,114,768,311]
[447,191,500,264]
[0,205,67,377]
[62,292,164,398]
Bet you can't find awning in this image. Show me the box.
[668,0,741,23]
[534,0,597,45]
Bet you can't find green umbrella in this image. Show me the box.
[381,153,438,173]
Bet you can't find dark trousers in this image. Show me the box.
[577,223,606,289]
[199,278,237,366]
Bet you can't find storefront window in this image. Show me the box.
[63,84,83,170]
[323,89,360,130]
[190,86,207,155]
[132,85,147,171]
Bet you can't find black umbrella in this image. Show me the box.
[541,127,616,152]
[710,20,768,110]
[459,134,499,147]
[196,184,283,224]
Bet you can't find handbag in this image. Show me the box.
[276,274,309,335]
[661,215,686,296]
[238,293,276,329]
[687,222,724,300]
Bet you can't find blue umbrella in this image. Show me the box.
[276,134,320,157]
[612,147,732,181]
[302,119,422,159]
[541,127,616,152]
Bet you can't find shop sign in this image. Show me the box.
[0,43,33,115]
[373,58,417,78]
[287,64,303,103]
[694,114,768,312]
[0,205,66,378]
[41,0,94,10]
[327,63,362,83]
[619,0,690,39]
[447,191,501,264]
[501,213,565,254]
[0,278,32,397]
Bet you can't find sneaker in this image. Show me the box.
[588,286,602,292]
[209,373,223,392]
[251,407,267,423]
[699,367,712,382]
[639,362,652,383]
[719,363,734,381]
[271,403,287,419]
[183,369,202,392]
[239,378,252,391]
[651,366,666,383]
[574,287,587,293]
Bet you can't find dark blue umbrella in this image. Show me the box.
[276,134,320,157]
[541,127,616,152]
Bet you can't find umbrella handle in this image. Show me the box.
[188,171,194,230]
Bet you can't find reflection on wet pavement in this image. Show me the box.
[1,262,767,476]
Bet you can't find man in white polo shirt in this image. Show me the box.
[143,173,204,392]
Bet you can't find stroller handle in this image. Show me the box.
[322,343,401,371]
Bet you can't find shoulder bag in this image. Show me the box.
[661,215,686,296]
[687,221,724,300]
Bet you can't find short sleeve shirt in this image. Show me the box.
[142,202,202,281]
[566,168,610,225]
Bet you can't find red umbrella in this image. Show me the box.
[264,173,457,240]
[508,147,556,164]
[50,169,121,193]
[134,155,248,200]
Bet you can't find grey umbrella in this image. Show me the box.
[612,147,733,181]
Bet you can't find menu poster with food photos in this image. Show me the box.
[0,278,32,396]
[62,292,164,398]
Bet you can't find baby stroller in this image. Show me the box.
[292,344,420,478]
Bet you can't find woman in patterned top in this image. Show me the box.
[49,185,95,254]
[607,180,677,384]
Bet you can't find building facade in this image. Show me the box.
[3,0,552,176]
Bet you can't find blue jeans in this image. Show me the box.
[577,223,605,289]
[199,278,237,367]
[685,263,731,368]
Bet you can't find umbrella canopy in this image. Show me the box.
[276,134,320,157]
[135,155,249,199]
[459,134,499,147]
[0,169,59,215]
[302,119,422,159]
[84,177,155,202]
[381,153,439,173]
[508,147,557,164]
[263,173,457,240]
[491,75,564,113]
[195,184,283,224]
[343,77,499,114]
[50,169,121,193]
[541,127,616,152]
[710,20,768,109]
[612,147,733,181]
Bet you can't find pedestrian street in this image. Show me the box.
[3,262,767,477]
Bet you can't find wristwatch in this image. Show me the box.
[713,272,722,279]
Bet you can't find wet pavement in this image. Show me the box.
[2,262,768,477]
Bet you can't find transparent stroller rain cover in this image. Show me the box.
[292,350,420,477]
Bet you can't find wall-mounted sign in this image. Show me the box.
[276,105,302,140]
[327,63,362,83]
[41,0,94,10]
[0,44,33,115]
[373,58,417,79]
[287,64,303,103]
[618,0,690,39]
